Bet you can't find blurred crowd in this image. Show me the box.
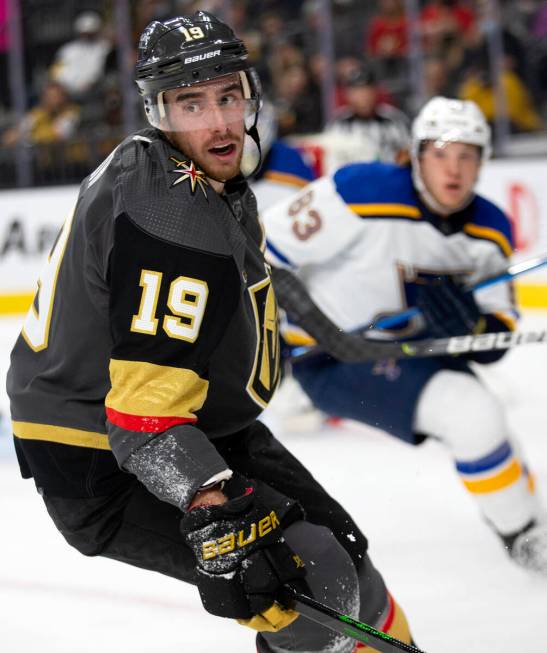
[1,0,547,188]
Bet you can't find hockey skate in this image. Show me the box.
[510,523,547,575]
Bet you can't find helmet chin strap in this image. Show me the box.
[244,122,262,178]
[411,154,475,217]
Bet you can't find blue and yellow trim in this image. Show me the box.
[461,459,522,494]
[265,239,295,268]
[463,223,513,258]
[348,203,422,220]
[263,170,310,188]
[456,441,524,494]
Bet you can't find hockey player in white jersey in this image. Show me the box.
[262,96,547,575]
[243,99,316,210]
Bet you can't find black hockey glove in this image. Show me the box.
[180,474,306,632]
[414,275,484,338]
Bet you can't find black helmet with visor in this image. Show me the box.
[134,11,261,139]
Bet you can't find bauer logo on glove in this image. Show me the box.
[180,474,308,623]
[202,510,281,560]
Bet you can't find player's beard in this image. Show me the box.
[167,127,244,184]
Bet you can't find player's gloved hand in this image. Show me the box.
[180,474,306,631]
[414,275,485,338]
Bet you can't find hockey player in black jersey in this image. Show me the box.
[7,12,416,652]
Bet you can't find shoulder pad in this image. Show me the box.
[333,162,419,214]
[263,141,316,183]
[114,130,239,256]
[466,195,514,257]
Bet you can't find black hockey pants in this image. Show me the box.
[41,420,389,652]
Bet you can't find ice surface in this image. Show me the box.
[1,313,546,652]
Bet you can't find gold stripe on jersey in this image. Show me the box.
[348,203,422,219]
[106,359,208,419]
[463,224,512,257]
[263,171,310,188]
[12,420,110,449]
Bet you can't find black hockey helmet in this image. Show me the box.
[134,11,261,134]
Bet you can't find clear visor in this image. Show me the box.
[151,72,259,133]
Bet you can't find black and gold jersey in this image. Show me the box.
[7,128,280,499]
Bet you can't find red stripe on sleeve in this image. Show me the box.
[106,407,197,433]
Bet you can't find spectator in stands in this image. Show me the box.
[258,10,302,94]
[0,0,9,114]
[420,0,476,54]
[364,0,410,107]
[2,80,80,147]
[324,64,410,164]
[226,0,262,65]
[308,54,363,114]
[133,0,173,45]
[459,61,544,133]
[1,79,83,183]
[423,55,455,100]
[531,2,547,111]
[532,1,547,38]
[50,11,112,100]
[366,0,408,60]
[274,62,323,136]
[333,55,364,109]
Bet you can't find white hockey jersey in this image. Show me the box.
[251,139,316,212]
[262,162,517,344]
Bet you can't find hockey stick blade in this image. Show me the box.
[283,586,427,653]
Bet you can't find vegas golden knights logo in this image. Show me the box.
[247,277,280,408]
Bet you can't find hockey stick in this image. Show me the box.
[283,586,427,653]
[290,327,547,363]
[280,254,547,363]
[372,253,547,331]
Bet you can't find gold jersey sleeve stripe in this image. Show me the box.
[348,203,422,219]
[12,420,110,450]
[463,223,513,258]
[106,358,209,419]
